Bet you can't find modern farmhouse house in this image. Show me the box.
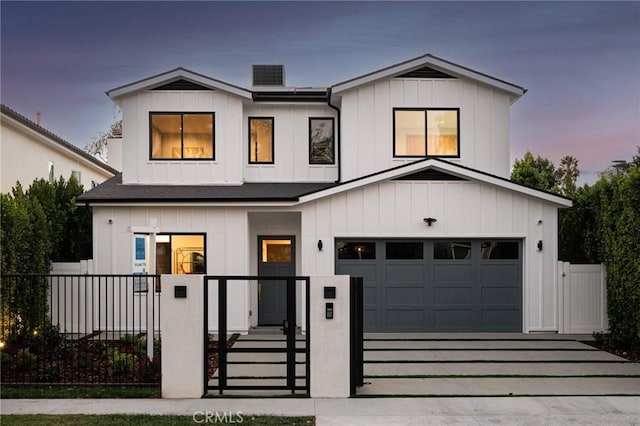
[79,54,571,334]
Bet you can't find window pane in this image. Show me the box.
[309,118,334,164]
[386,242,423,259]
[434,242,471,260]
[394,110,425,156]
[151,114,181,159]
[183,114,214,159]
[337,242,376,260]
[171,235,205,274]
[250,118,274,163]
[426,110,458,156]
[480,241,519,259]
[261,239,292,262]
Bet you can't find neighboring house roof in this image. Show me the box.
[330,53,527,101]
[1,104,118,175]
[77,173,335,204]
[80,161,571,208]
[106,67,253,100]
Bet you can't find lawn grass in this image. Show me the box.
[0,414,314,425]
[0,385,160,399]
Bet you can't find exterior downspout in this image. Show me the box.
[327,88,341,183]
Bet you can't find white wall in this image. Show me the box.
[243,104,338,182]
[339,78,512,181]
[93,205,250,333]
[299,180,560,332]
[120,90,244,184]
[1,116,114,193]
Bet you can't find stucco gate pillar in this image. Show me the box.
[161,274,204,398]
[309,275,351,398]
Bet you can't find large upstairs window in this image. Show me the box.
[393,108,459,158]
[249,117,274,164]
[150,112,214,160]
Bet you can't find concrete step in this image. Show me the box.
[363,349,626,362]
[364,362,640,377]
[213,363,307,378]
[364,340,596,350]
[364,333,594,340]
[227,352,307,363]
[357,377,640,396]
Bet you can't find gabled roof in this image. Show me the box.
[1,104,118,175]
[331,53,527,101]
[106,67,253,100]
[299,159,572,208]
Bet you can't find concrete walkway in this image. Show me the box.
[2,396,639,425]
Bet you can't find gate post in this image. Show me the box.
[161,275,204,398]
[309,275,350,397]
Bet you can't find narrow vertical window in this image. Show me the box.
[71,170,81,184]
[249,117,274,164]
[309,117,335,164]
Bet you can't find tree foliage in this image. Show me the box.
[85,119,122,162]
[1,177,92,338]
[512,149,640,346]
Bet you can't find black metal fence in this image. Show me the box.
[0,274,161,385]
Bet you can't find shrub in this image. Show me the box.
[16,348,37,371]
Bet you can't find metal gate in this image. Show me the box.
[350,276,364,396]
[204,276,310,395]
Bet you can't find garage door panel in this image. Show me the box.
[364,308,378,330]
[433,309,473,330]
[481,309,521,331]
[384,264,425,281]
[385,286,424,305]
[363,286,378,305]
[480,264,520,282]
[433,264,473,282]
[433,286,474,305]
[481,286,520,305]
[386,309,424,329]
[338,263,377,282]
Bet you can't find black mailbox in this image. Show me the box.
[174,285,187,298]
[324,286,336,299]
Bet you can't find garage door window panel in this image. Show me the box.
[336,242,376,260]
[434,241,471,260]
[480,241,519,259]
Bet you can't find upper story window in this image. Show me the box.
[393,108,459,158]
[309,117,335,164]
[150,112,214,160]
[249,117,274,164]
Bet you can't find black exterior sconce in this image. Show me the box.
[537,240,543,251]
[423,217,437,227]
[317,240,323,251]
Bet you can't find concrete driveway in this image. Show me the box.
[358,333,640,396]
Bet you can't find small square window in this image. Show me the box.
[394,108,459,157]
[150,112,214,160]
[249,117,274,164]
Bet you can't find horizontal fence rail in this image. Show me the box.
[0,274,161,386]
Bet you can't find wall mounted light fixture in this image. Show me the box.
[317,240,323,251]
[423,217,437,227]
[537,240,543,251]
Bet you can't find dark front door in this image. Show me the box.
[258,236,295,325]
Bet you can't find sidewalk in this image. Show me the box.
[2,396,639,425]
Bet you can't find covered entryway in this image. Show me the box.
[336,239,522,332]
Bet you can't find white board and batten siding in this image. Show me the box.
[558,262,607,334]
[120,90,244,185]
[92,205,251,333]
[243,104,338,183]
[300,179,560,332]
[339,78,511,181]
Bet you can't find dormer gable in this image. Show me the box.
[106,67,252,100]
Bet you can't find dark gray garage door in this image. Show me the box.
[335,240,522,332]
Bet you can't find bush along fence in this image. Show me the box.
[0,274,161,385]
